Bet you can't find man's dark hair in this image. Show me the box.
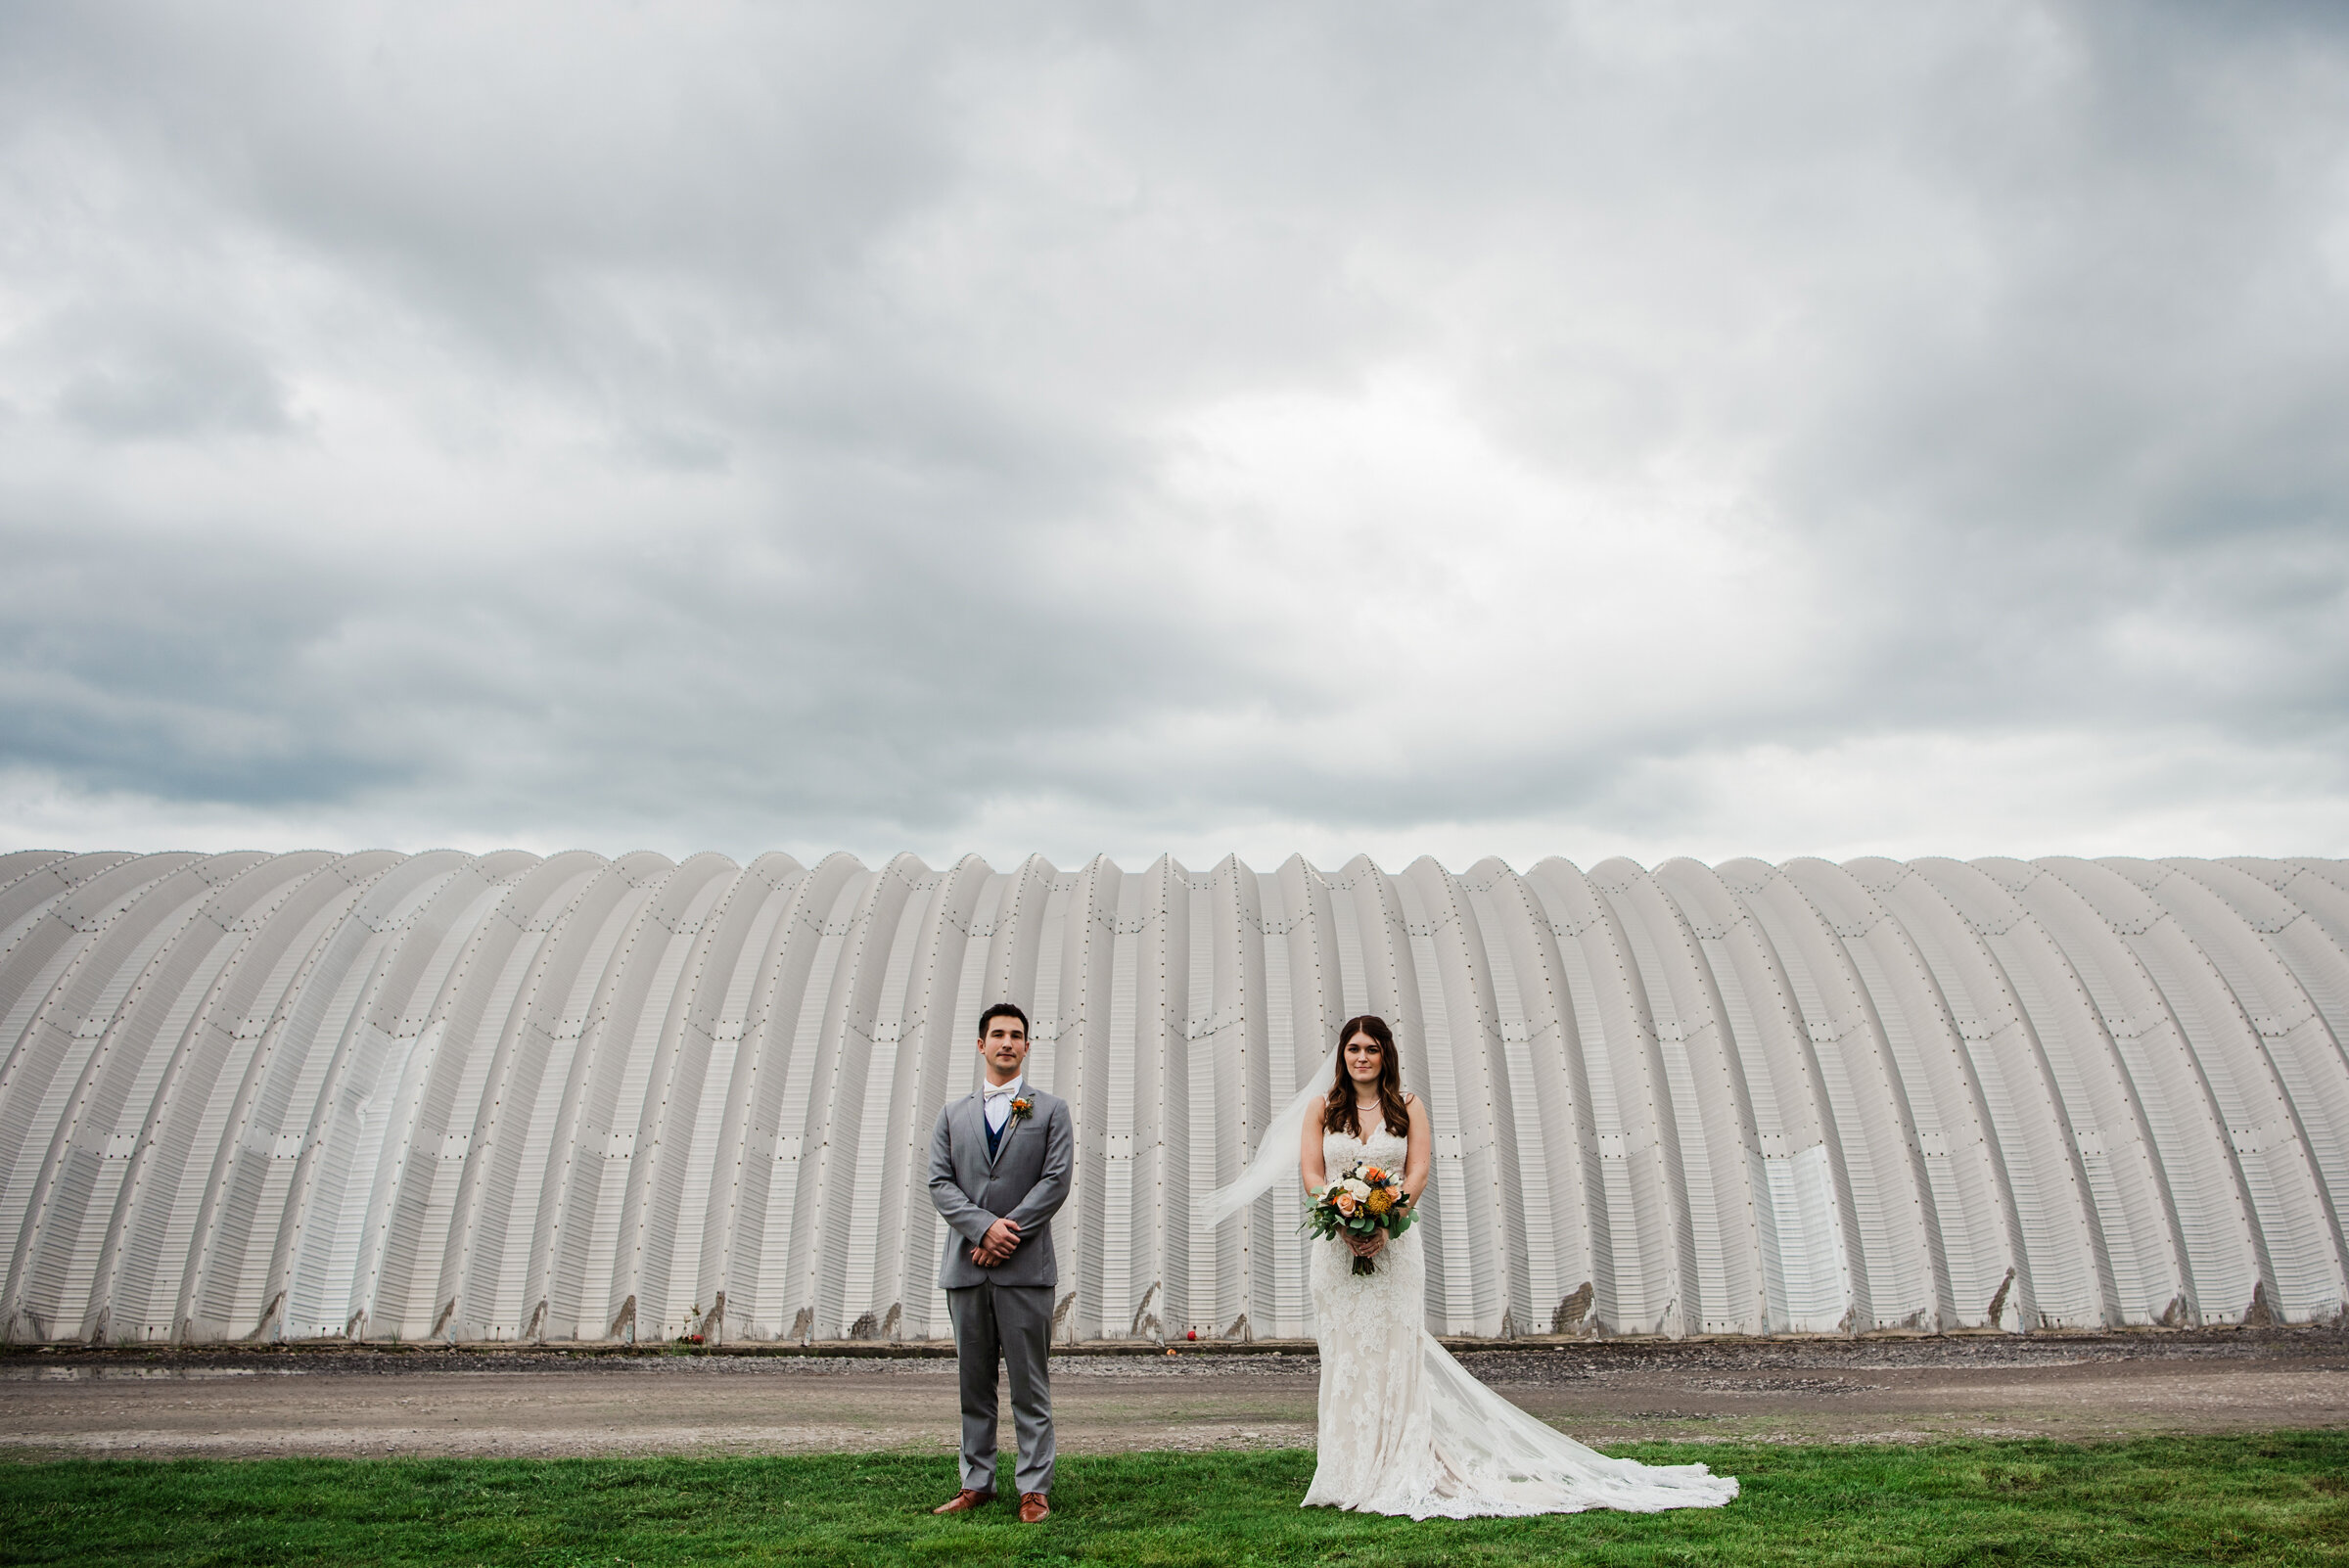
[976,1001,1030,1040]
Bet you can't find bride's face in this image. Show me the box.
[1344,1032,1383,1084]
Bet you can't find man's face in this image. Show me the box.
[978,1015,1031,1080]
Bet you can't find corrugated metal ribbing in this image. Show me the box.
[2,851,2343,1343]
[1860,858,2106,1329]
[2138,862,2349,1299]
[1790,858,2022,1330]
[1610,862,1766,1336]
[1732,863,1943,1330]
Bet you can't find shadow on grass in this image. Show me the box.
[4,1432,2346,1566]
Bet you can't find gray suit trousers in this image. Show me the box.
[946,1281,1055,1496]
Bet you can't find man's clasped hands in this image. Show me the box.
[971,1215,1023,1268]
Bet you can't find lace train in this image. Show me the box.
[1305,1126,1736,1519]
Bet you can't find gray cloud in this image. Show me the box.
[2,1,2346,866]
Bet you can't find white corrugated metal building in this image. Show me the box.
[0,849,2343,1346]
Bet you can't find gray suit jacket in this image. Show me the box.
[929,1085,1074,1290]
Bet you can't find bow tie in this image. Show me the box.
[984,1084,1019,1099]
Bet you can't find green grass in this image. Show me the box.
[4,1433,2345,1566]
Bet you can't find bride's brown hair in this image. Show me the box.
[1322,1015,1411,1140]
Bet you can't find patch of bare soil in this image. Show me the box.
[3,1326,2341,1460]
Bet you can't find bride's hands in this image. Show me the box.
[1346,1228,1388,1260]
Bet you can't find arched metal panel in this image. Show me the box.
[5,853,322,1344]
[2146,862,2349,1254]
[2,850,2342,1343]
[1461,859,1600,1339]
[1523,858,1686,1336]
[1783,858,2022,1331]
[1995,857,2268,1323]
[430,850,614,1341]
[1720,860,1943,1330]
[2098,858,2349,1322]
[1854,858,2106,1329]
[1909,856,2189,1324]
[712,853,855,1342]
[1599,860,1767,1336]
[1654,858,1854,1334]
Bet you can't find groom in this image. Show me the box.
[927,1001,1073,1523]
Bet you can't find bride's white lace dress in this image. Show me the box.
[1305,1120,1738,1518]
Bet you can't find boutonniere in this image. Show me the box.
[1009,1096,1034,1124]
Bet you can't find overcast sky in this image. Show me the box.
[3,2,2346,874]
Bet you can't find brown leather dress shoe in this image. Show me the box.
[932,1489,994,1515]
[1019,1492,1050,1523]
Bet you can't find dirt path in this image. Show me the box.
[5,1328,2344,1460]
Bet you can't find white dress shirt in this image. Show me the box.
[983,1076,1025,1134]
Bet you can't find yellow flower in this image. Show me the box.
[1366,1188,1395,1216]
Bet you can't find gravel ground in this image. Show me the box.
[4,1326,2343,1460]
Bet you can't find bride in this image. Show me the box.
[1214,1014,1736,1520]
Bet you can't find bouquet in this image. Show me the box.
[1305,1161,1416,1274]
